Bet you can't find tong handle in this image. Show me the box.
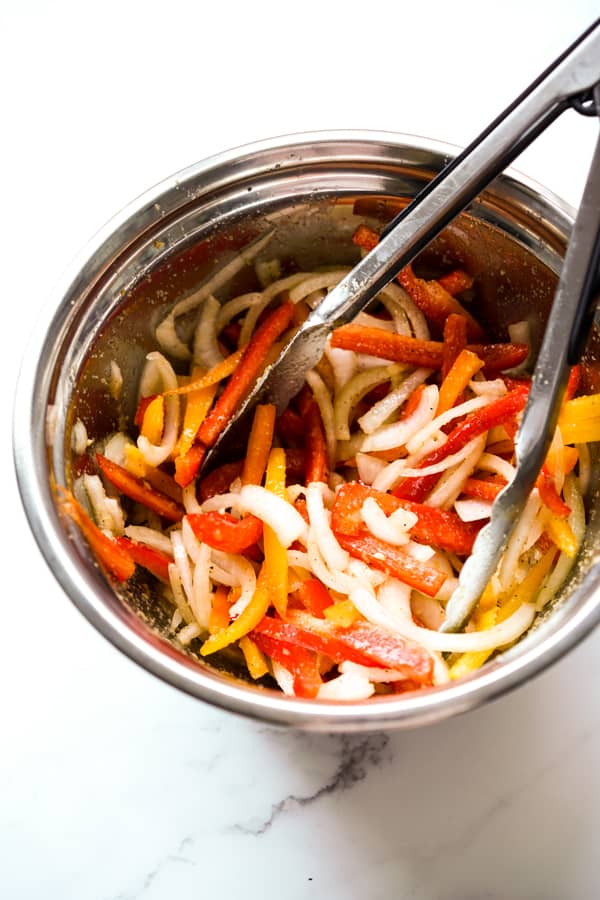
[311,19,600,331]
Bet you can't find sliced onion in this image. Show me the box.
[405,540,436,562]
[137,352,180,467]
[255,258,282,288]
[376,579,536,653]
[377,282,430,340]
[405,395,491,456]
[71,419,89,455]
[182,484,203,515]
[239,485,307,548]
[356,453,387,486]
[317,671,375,700]
[339,660,412,683]
[324,343,358,391]
[469,378,507,397]
[286,549,312,571]
[577,442,591,495]
[362,384,438,453]
[477,452,516,484]
[454,498,494,521]
[109,360,123,400]
[287,269,350,305]
[171,530,193,604]
[497,489,541,590]
[200,492,242,513]
[354,311,396,332]
[410,593,445,630]
[103,432,134,468]
[334,365,403,441]
[177,622,202,646]
[226,556,258,617]
[190,543,212,628]
[358,367,433,435]
[306,483,349,571]
[425,435,487,509]
[167,563,194,625]
[347,558,386,588]
[155,230,275,360]
[192,295,224,368]
[271,660,295,696]
[505,320,532,375]
[82,473,124,535]
[238,272,310,347]
[216,291,262,334]
[124,525,174,556]
[360,497,416,545]
[307,539,356,595]
[306,369,337,466]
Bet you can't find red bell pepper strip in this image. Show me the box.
[199,460,243,501]
[536,470,571,518]
[252,631,322,698]
[397,265,484,340]
[115,536,172,582]
[96,454,184,522]
[134,393,158,429]
[437,269,474,296]
[276,407,305,443]
[187,511,263,553]
[330,324,528,372]
[335,532,446,597]
[441,313,468,380]
[461,476,506,502]
[253,613,434,685]
[297,392,328,485]
[393,384,530,502]
[58,488,135,582]
[331,482,481,555]
[295,578,332,618]
[198,301,294,447]
[174,443,206,488]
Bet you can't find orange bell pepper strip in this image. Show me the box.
[331,482,481,555]
[393,384,530,502]
[252,631,322,698]
[262,448,289,617]
[114,536,172,582]
[437,269,474,296]
[397,265,484,341]
[198,301,294,447]
[187,511,263,553]
[200,565,272,656]
[335,531,446,597]
[241,404,276,485]
[140,395,164,445]
[461,476,506,502]
[438,348,484,415]
[178,368,218,458]
[255,612,434,685]
[295,577,332,618]
[441,314,469,381]
[58,488,135,582]
[164,347,245,396]
[96,453,185,522]
[174,443,206,488]
[330,324,528,372]
[208,585,231,634]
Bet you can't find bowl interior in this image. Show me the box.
[19,133,600,728]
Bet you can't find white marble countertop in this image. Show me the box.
[3,2,600,897]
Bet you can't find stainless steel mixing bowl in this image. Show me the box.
[13,131,600,731]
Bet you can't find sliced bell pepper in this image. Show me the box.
[254,612,434,685]
[115,536,172,582]
[239,635,269,679]
[331,482,481,555]
[263,448,289,617]
[536,469,571,519]
[276,407,306,443]
[241,404,276,485]
[199,460,243,501]
[198,301,294,447]
[545,515,578,558]
[323,599,361,627]
[298,393,328,485]
[461,476,506,502]
[58,488,135,582]
[134,393,158,429]
[252,631,322,698]
[174,443,206,488]
[393,384,529,502]
[437,269,474,296]
[140,395,165,445]
[441,314,468,382]
[208,585,231,634]
[295,577,332,618]
[200,565,272,656]
[330,324,528,372]
[178,367,218,458]
[438,348,484,415]
[335,532,446,597]
[124,445,183,503]
[96,453,185,522]
[397,265,484,340]
[164,347,245,396]
[187,511,263,553]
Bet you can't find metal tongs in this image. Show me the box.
[203,19,600,633]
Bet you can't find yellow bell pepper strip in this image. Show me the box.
[546,515,578,558]
[263,447,289,617]
[57,488,135,582]
[140,395,164,445]
[324,599,361,627]
[437,348,484,415]
[200,564,271,656]
[163,347,245,396]
[178,369,218,458]
[449,547,557,679]
[241,404,277,485]
[558,392,600,444]
[239,636,269,679]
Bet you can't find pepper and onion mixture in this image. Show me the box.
[60,222,599,700]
